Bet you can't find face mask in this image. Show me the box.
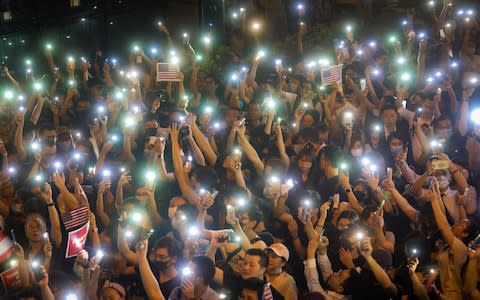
[144,149,154,160]
[155,259,172,271]
[351,148,363,157]
[268,267,283,275]
[390,145,404,155]
[437,128,453,140]
[168,207,177,219]
[353,191,367,203]
[57,142,71,152]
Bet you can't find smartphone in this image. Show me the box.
[440,29,446,39]
[431,159,449,170]
[387,167,393,181]
[226,205,235,220]
[333,194,340,209]
[360,78,367,90]
[218,229,235,243]
[472,233,480,249]
[10,229,16,244]
[377,200,385,213]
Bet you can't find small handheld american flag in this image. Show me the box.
[156,63,181,82]
[61,205,90,231]
[320,65,342,86]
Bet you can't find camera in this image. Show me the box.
[218,229,235,243]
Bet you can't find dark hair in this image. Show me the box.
[386,131,407,146]
[239,204,264,224]
[317,122,329,133]
[337,210,359,225]
[297,127,320,143]
[153,236,180,257]
[191,256,216,285]
[301,109,320,126]
[297,148,316,163]
[318,145,342,166]
[191,166,218,190]
[464,217,479,244]
[258,232,274,246]
[264,157,289,175]
[245,248,268,268]
[432,114,454,130]
[241,278,267,299]
[177,203,199,221]
[359,205,378,223]
[380,103,398,116]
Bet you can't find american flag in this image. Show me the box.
[262,283,273,300]
[156,63,181,82]
[61,205,90,231]
[320,65,342,85]
[0,231,13,263]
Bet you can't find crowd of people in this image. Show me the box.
[0,1,480,299]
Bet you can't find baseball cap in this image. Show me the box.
[102,280,126,297]
[266,243,289,261]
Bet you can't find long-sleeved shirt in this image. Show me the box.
[303,258,347,300]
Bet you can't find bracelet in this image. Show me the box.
[91,228,98,233]
[47,202,54,207]
[345,189,352,193]
[451,168,460,175]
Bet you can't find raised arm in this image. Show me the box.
[153,139,175,182]
[236,124,264,173]
[13,110,27,161]
[52,171,81,213]
[117,225,138,265]
[171,124,199,204]
[458,88,472,137]
[96,179,112,226]
[188,115,217,166]
[38,183,62,248]
[464,248,480,299]
[360,238,398,296]
[186,126,206,166]
[430,179,455,246]
[136,240,166,300]
[407,258,429,300]
[387,182,419,223]
[339,172,364,213]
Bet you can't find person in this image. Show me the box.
[168,256,219,300]
[265,243,298,300]
[118,234,181,298]
[213,248,284,299]
[0,1,480,299]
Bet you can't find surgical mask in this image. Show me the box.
[351,148,363,157]
[390,145,404,155]
[268,267,283,275]
[168,207,177,219]
[437,128,453,140]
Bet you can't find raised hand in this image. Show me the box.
[135,240,148,257]
[98,179,112,193]
[359,238,373,258]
